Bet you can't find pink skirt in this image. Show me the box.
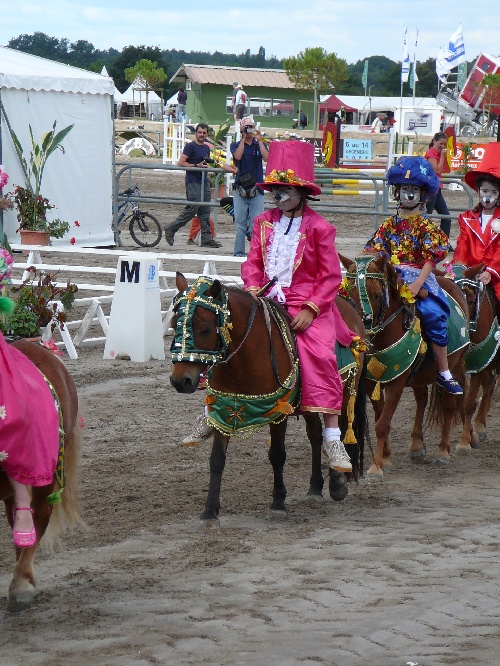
[0,333,60,486]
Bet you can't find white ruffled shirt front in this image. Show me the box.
[265,214,302,303]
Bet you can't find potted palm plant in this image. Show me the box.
[8,121,74,245]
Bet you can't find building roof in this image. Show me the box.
[170,64,295,89]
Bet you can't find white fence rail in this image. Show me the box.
[10,244,244,359]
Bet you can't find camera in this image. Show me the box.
[203,157,215,164]
[244,126,255,134]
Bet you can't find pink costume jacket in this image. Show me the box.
[242,205,352,414]
[453,207,500,302]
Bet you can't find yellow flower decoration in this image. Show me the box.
[399,284,416,304]
[265,168,305,187]
[390,255,400,265]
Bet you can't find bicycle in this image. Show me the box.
[116,184,162,248]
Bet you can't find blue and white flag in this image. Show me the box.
[401,27,410,83]
[436,24,466,79]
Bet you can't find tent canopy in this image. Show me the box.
[319,94,358,113]
[1,47,114,246]
[0,46,114,95]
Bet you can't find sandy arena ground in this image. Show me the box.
[1,161,500,665]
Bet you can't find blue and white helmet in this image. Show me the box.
[386,156,440,199]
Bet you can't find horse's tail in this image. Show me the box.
[352,356,367,480]
[43,407,86,547]
[426,383,461,430]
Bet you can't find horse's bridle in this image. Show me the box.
[347,255,414,336]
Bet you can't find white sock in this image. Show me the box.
[324,427,341,441]
[439,370,452,380]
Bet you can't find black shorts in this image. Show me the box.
[234,104,246,120]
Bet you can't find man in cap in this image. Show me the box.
[230,117,268,256]
[233,84,248,124]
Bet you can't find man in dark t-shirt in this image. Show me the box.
[164,123,221,248]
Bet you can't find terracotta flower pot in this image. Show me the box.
[19,229,51,246]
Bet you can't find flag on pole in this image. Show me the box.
[409,62,419,91]
[362,60,368,90]
[435,24,466,79]
[401,27,410,83]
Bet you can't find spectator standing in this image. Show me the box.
[371,112,386,133]
[230,117,269,256]
[164,123,221,248]
[177,86,187,122]
[299,110,308,129]
[233,84,248,123]
[425,132,451,238]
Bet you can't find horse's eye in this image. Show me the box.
[199,325,213,337]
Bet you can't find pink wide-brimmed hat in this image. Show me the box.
[258,140,322,196]
[464,142,500,191]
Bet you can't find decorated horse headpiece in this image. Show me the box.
[170,276,232,364]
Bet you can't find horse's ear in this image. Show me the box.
[464,263,485,279]
[339,254,354,271]
[176,272,188,292]
[207,279,222,300]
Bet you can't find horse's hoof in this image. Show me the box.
[434,455,450,466]
[329,470,348,501]
[456,445,472,455]
[269,509,287,519]
[365,473,384,483]
[410,449,426,462]
[7,589,35,612]
[305,491,324,502]
[199,518,220,530]
[478,431,487,445]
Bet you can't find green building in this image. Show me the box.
[169,64,313,128]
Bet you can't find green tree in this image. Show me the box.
[110,45,167,92]
[283,47,349,93]
[125,59,167,116]
[8,32,69,61]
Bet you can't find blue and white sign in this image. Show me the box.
[343,139,372,161]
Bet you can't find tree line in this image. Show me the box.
[5,32,475,99]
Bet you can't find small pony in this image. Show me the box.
[0,339,83,610]
[170,273,366,525]
[340,254,469,478]
[451,264,500,450]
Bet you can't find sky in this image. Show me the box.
[0,0,498,67]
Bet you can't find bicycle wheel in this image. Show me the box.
[128,211,162,248]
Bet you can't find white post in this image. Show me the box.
[103,254,165,362]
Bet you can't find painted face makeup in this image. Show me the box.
[399,185,422,209]
[269,186,302,212]
[479,185,499,210]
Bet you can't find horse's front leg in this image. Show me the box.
[200,430,229,525]
[366,376,407,479]
[458,373,480,452]
[410,385,428,461]
[302,412,324,498]
[268,419,287,513]
[474,367,496,445]
[436,390,458,464]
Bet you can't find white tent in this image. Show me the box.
[121,79,163,120]
[101,65,127,103]
[0,47,115,246]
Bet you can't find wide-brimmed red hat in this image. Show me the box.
[258,140,322,196]
[464,142,500,191]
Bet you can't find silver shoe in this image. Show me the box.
[322,438,352,472]
[181,413,213,447]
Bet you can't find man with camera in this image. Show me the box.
[230,117,269,256]
[164,123,221,248]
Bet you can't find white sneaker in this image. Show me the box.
[181,413,213,447]
[322,438,352,472]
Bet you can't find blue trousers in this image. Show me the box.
[167,180,212,244]
[232,190,264,256]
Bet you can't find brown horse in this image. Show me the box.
[452,264,500,451]
[340,254,469,478]
[0,339,82,610]
[170,273,366,525]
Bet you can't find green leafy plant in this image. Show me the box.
[8,121,73,235]
[0,267,78,337]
